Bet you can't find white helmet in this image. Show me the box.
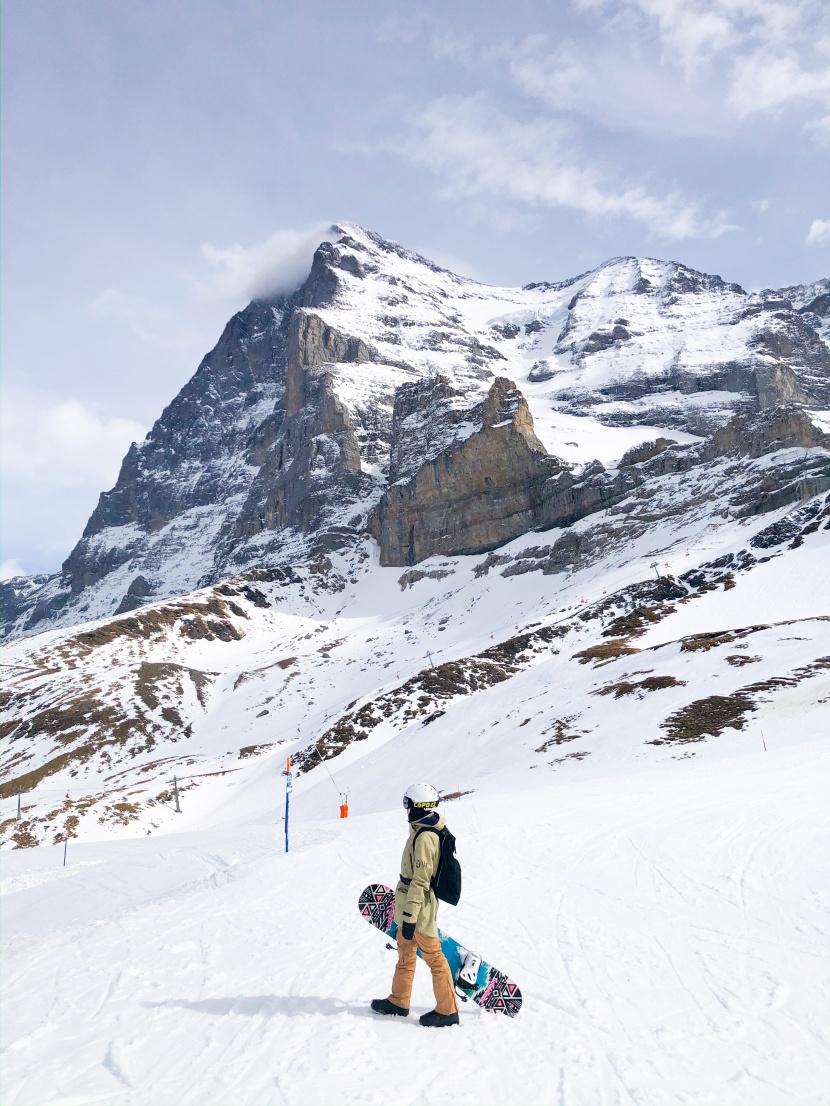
[403,782,440,811]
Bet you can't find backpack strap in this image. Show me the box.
[412,826,442,889]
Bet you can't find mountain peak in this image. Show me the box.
[3,228,828,640]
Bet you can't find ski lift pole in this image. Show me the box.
[16,789,21,822]
[284,756,292,853]
[63,831,69,867]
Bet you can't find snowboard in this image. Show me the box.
[359,883,522,1018]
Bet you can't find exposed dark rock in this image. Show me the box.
[801,292,830,318]
[582,325,632,354]
[528,360,556,382]
[127,575,152,598]
[619,438,675,467]
[371,378,564,565]
[707,404,828,459]
[113,575,153,615]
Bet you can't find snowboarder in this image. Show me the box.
[371,783,460,1027]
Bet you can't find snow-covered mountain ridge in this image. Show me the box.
[2,227,830,1106]
[3,224,829,639]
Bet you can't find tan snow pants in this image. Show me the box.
[389,930,459,1016]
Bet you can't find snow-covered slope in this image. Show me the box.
[3,487,828,849]
[3,742,828,1106]
[4,226,828,639]
[2,493,829,1103]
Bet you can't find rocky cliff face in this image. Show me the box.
[371,377,564,564]
[3,225,829,639]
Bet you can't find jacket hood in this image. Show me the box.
[409,810,445,833]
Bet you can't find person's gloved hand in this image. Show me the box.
[400,921,416,941]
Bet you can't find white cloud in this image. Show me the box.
[581,0,809,70]
[0,559,26,581]
[88,225,335,349]
[570,2,830,141]
[402,94,737,239]
[196,224,335,304]
[497,33,732,140]
[728,49,830,117]
[1,390,145,495]
[806,218,830,244]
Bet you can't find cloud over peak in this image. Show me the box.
[197,224,336,305]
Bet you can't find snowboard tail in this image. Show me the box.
[359,883,522,1018]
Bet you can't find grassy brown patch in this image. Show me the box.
[534,716,586,751]
[680,631,735,652]
[655,692,756,744]
[295,622,573,774]
[601,605,676,639]
[593,675,686,698]
[10,824,39,848]
[572,639,641,665]
[678,625,770,653]
[239,743,276,759]
[134,663,212,710]
[549,751,591,766]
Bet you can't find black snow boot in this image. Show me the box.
[371,998,409,1017]
[419,1009,459,1027]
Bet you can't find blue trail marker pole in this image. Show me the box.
[63,831,69,867]
[284,756,292,853]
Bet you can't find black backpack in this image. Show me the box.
[414,825,462,905]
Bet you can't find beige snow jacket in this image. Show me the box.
[393,812,446,938]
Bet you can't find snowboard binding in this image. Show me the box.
[456,949,482,992]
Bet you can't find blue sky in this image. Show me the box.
[2,0,829,575]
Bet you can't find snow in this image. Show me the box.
[3,742,829,1106]
[2,486,830,1103]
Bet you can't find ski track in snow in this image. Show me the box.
[2,746,830,1106]
[0,860,102,896]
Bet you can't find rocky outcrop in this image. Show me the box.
[371,378,565,565]
[707,404,829,459]
[113,574,153,615]
[232,368,371,549]
[285,310,373,415]
[61,295,293,596]
[389,376,476,482]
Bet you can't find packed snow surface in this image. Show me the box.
[2,743,829,1106]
